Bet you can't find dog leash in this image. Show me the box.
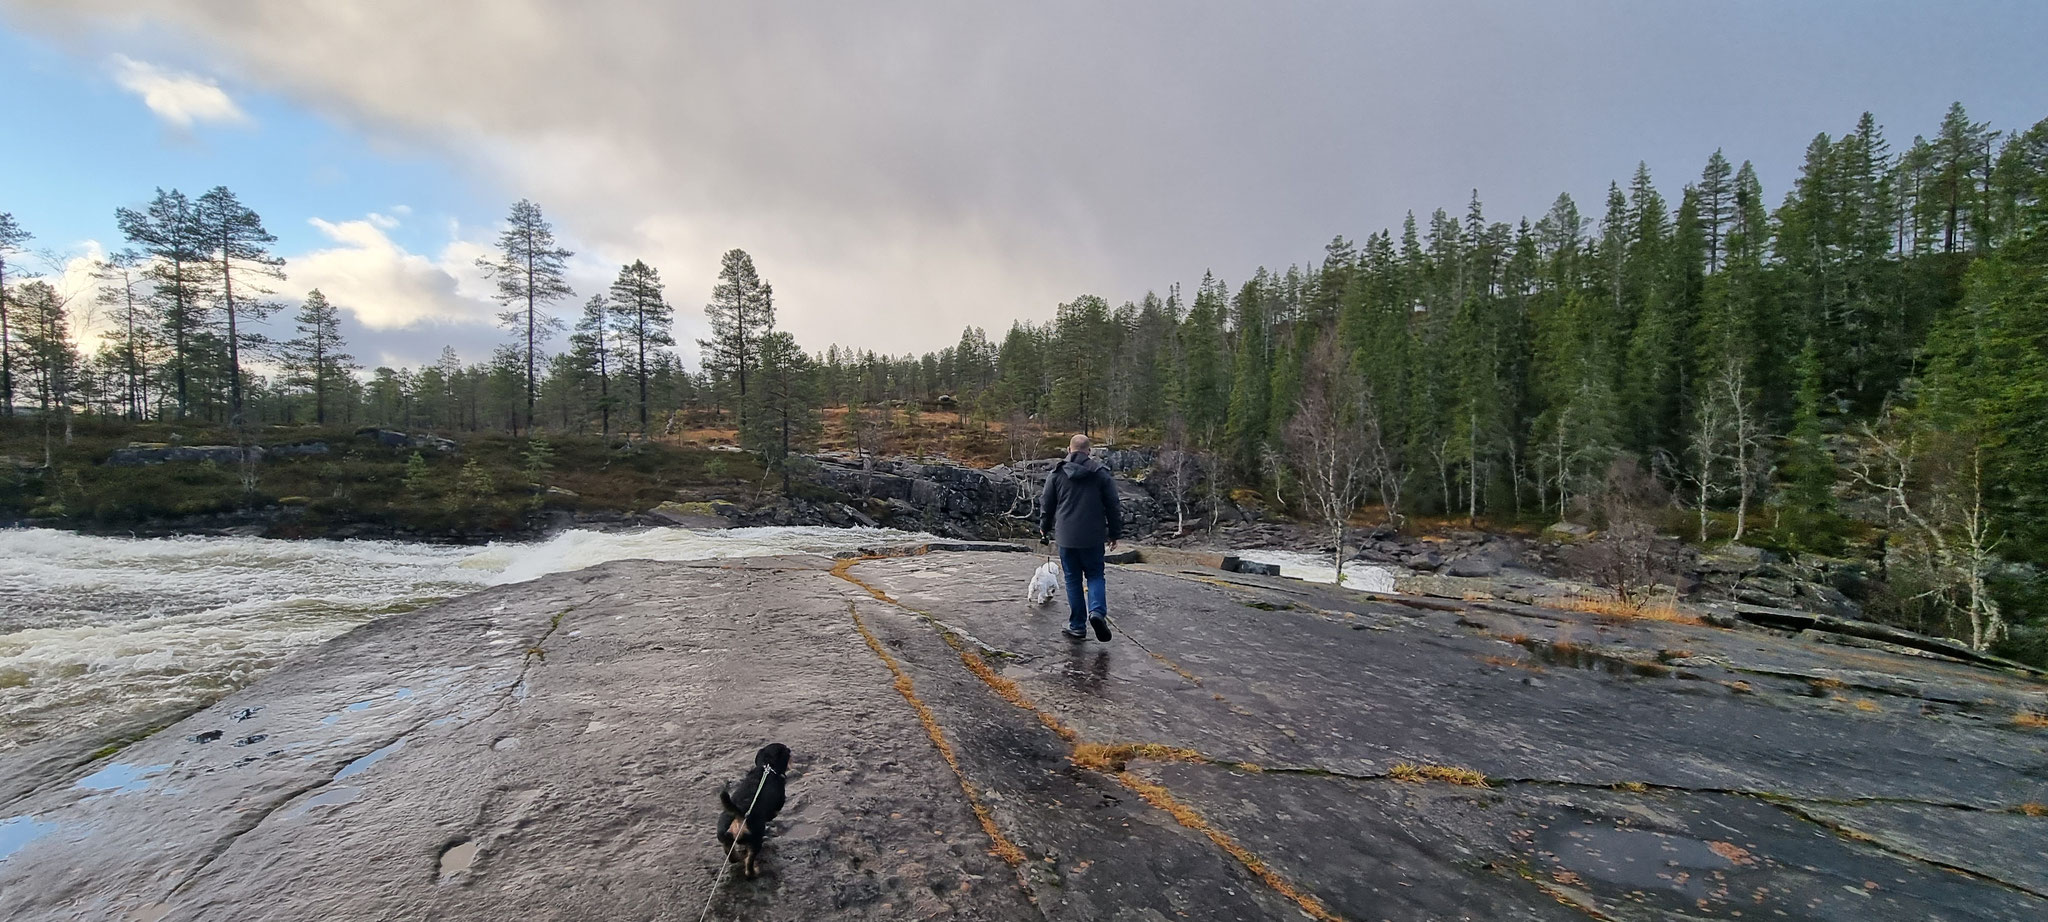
[694,764,778,922]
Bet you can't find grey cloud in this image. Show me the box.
[9,1,2045,356]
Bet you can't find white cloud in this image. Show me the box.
[289,215,495,330]
[108,54,249,128]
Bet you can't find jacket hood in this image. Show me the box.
[1062,452,1105,476]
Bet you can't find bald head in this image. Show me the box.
[1068,434,1092,455]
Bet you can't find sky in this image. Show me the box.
[2,1,2044,371]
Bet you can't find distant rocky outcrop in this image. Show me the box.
[106,444,266,467]
[793,451,1169,540]
[355,428,458,454]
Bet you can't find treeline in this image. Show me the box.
[813,102,2048,657]
[0,196,820,469]
[2,101,2044,656]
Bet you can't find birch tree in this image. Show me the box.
[1283,338,1374,581]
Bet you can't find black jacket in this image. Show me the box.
[1040,452,1123,549]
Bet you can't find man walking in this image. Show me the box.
[1040,434,1122,642]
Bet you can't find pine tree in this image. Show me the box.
[700,249,775,429]
[194,186,285,427]
[280,289,356,425]
[116,189,215,419]
[607,259,673,431]
[14,281,78,461]
[92,249,158,420]
[476,199,574,433]
[567,294,616,437]
[0,212,30,417]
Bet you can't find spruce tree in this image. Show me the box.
[1223,278,1271,478]
[476,199,574,433]
[1176,273,1230,440]
[744,330,820,491]
[1781,340,1837,544]
[1699,151,1735,273]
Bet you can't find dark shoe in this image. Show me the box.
[1089,615,1112,642]
[1061,627,1087,641]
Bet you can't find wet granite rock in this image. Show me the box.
[2,551,2043,921]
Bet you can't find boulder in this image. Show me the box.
[1404,550,1445,572]
[1543,521,1592,539]
[1444,551,1507,578]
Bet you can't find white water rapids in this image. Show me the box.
[0,526,929,750]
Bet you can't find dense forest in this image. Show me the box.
[2,101,2045,660]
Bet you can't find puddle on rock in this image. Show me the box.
[282,786,361,820]
[438,839,479,880]
[1518,640,1672,678]
[334,740,406,781]
[1,815,58,860]
[74,762,170,795]
[1545,825,1738,896]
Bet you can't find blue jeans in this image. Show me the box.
[1059,545,1107,633]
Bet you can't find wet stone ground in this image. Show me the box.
[1,549,2043,921]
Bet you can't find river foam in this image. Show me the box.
[1231,548,1399,593]
[0,526,926,750]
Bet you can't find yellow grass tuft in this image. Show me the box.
[2016,802,2047,817]
[1389,762,1491,787]
[2015,711,2048,729]
[1070,742,1207,773]
[1853,699,1881,713]
[1548,592,1702,625]
[1613,781,1649,793]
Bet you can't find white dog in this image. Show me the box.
[1026,560,1063,605]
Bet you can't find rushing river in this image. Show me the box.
[0,526,929,751]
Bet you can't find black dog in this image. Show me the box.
[717,743,791,878]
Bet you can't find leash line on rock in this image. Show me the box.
[695,767,773,922]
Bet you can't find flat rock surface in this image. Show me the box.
[2,550,2044,921]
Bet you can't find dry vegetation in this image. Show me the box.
[1547,591,1702,625]
[1388,762,1491,787]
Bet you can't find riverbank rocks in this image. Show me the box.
[1687,544,1866,618]
[801,450,1168,539]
